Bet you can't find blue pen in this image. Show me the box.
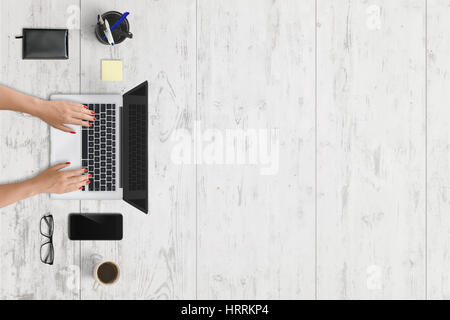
[103,12,129,39]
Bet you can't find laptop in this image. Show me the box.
[50,81,148,214]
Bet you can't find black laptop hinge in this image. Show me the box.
[119,106,123,189]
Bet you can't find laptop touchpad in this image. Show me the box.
[50,125,81,170]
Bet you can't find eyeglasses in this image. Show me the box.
[40,214,54,265]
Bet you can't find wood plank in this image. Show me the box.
[196,0,316,299]
[426,0,450,299]
[316,0,426,299]
[79,0,196,299]
[0,0,80,299]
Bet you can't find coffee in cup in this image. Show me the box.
[95,261,120,285]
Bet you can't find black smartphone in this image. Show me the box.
[68,213,123,240]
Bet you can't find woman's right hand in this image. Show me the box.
[30,162,91,194]
[35,100,96,133]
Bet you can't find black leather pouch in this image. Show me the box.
[16,28,69,59]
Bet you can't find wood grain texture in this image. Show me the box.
[0,0,80,299]
[79,0,196,299]
[196,0,316,299]
[316,0,426,299]
[2,0,449,300]
[427,0,450,299]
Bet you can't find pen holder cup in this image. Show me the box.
[95,11,132,45]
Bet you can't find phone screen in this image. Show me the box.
[69,213,123,240]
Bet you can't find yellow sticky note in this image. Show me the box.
[102,60,123,81]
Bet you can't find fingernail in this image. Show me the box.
[66,162,71,164]
[83,105,88,109]
[84,169,87,172]
[88,174,92,177]
[78,187,82,190]
[93,117,97,121]
[90,111,95,115]
[71,131,76,134]
[89,123,92,127]
[86,180,91,184]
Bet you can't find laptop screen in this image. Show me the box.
[121,81,148,214]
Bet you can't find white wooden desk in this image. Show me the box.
[1,0,450,300]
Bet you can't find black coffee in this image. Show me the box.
[97,262,119,284]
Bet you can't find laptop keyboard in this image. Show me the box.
[81,103,116,192]
[128,104,147,191]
